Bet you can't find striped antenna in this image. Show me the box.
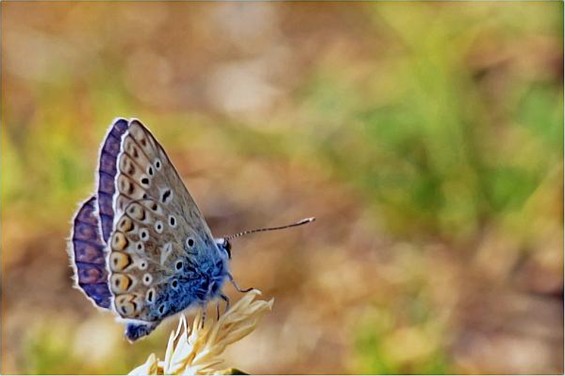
[224,217,316,241]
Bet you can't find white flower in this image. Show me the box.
[129,290,273,375]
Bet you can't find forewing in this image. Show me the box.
[112,119,214,239]
[107,119,218,324]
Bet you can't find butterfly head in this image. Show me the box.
[215,238,232,259]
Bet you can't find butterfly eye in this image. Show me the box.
[225,241,232,259]
[186,237,195,249]
[154,159,162,170]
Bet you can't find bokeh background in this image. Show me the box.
[2,2,563,374]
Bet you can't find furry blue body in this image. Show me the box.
[125,240,229,340]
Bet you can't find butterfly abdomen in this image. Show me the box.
[125,321,159,342]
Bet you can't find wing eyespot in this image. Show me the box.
[186,237,195,248]
[140,229,149,241]
[143,273,153,285]
[146,288,155,303]
[110,252,132,271]
[111,232,128,251]
[111,274,133,293]
[118,217,134,232]
[128,204,146,220]
[169,215,176,227]
[161,189,172,204]
[125,160,135,175]
[155,221,163,233]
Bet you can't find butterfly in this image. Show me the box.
[68,118,314,342]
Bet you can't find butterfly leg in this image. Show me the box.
[221,294,230,316]
[228,273,254,294]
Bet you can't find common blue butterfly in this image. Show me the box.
[68,118,313,341]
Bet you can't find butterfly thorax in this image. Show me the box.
[152,238,230,320]
[195,239,231,301]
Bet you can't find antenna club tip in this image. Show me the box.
[300,217,316,224]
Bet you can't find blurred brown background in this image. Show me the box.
[2,2,563,374]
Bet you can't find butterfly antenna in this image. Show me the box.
[224,217,316,241]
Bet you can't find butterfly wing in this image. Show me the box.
[69,118,130,309]
[69,196,112,309]
[106,119,228,340]
[97,118,130,243]
[68,118,129,310]
[111,120,214,238]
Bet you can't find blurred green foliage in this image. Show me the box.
[299,6,563,245]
